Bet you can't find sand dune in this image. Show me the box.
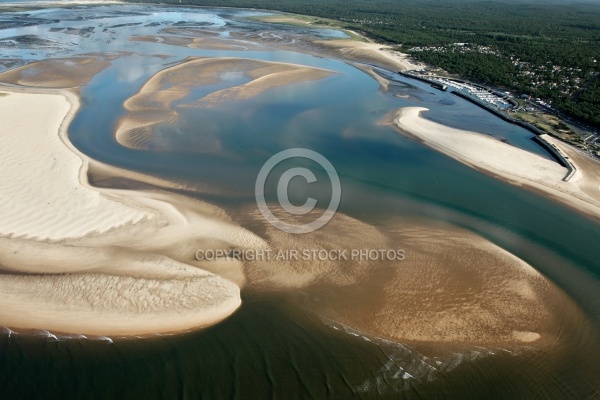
[388,107,600,219]
[0,87,266,335]
[0,90,152,240]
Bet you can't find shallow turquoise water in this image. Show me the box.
[1,5,600,399]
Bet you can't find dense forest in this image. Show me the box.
[131,0,600,128]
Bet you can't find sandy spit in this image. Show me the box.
[388,107,600,219]
[313,39,423,72]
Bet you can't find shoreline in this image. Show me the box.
[387,107,600,221]
[0,82,581,346]
[0,25,594,349]
[0,85,266,336]
[312,38,423,73]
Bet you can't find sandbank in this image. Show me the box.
[0,90,151,240]
[349,62,390,91]
[0,86,266,336]
[314,39,423,72]
[0,55,114,88]
[388,107,600,219]
[130,35,252,51]
[116,57,334,150]
[0,45,590,351]
[233,204,588,350]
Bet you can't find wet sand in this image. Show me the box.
[0,8,599,398]
[130,35,254,51]
[350,62,391,91]
[0,55,114,88]
[235,205,586,351]
[116,57,334,150]
[0,80,586,346]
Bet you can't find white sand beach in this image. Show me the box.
[0,87,265,336]
[0,90,151,240]
[314,39,423,72]
[390,107,600,219]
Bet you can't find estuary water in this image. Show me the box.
[1,4,600,399]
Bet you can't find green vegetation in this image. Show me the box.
[249,13,366,41]
[131,0,600,128]
[512,111,577,142]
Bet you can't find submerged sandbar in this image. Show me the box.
[116,57,334,150]
[0,55,114,88]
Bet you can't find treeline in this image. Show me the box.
[130,0,600,127]
[562,77,600,126]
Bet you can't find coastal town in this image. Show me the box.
[400,68,600,160]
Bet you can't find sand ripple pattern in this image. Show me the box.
[0,92,152,240]
[0,89,265,336]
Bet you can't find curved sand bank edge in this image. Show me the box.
[388,107,600,220]
[313,39,423,73]
[239,205,595,350]
[115,57,335,150]
[0,83,589,347]
[348,62,390,91]
[0,86,266,336]
[108,55,584,346]
[0,86,156,240]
